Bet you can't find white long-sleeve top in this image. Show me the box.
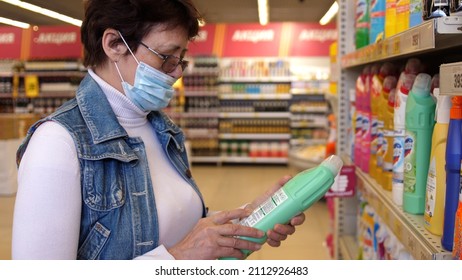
[12,70,203,260]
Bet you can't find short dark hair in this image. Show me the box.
[81,0,202,67]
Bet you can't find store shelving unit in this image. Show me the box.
[179,56,221,162]
[335,0,462,260]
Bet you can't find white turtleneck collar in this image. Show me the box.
[87,69,149,128]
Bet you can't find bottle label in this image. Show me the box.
[404,131,416,193]
[424,158,437,225]
[240,188,289,228]
[393,135,404,181]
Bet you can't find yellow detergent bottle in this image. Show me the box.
[424,88,451,236]
[385,0,397,38]
[377,76,396,185]
[382,86,397,191]
[396,0,410,34]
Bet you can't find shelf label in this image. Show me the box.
[411,32,420,49]
[392,37,401,55]
[452,67,462,91]
[24,75,39,98]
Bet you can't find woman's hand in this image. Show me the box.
[168,208,265,260]
[246,175,307,248]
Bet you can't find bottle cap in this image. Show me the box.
[411,73,432,97]
[451,96,462,119]
[321,155,343,176]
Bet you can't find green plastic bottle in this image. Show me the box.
[403,73,436,215]
[222,155,343,260]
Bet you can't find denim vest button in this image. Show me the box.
[185,169,192,178]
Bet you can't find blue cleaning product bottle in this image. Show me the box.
[403,73,435,215]
[442,96,462,251]
[370,0,386,44]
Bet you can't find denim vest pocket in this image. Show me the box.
[77,222,111,260]
[83,159,128,211]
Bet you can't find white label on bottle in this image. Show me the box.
[240,188,288,228]
[425,158,437,219]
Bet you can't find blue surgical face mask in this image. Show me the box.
[114,32,177,112]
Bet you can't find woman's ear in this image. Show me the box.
[102,28,127,62]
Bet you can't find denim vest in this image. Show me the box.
[16,74,206,259]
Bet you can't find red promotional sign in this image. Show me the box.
[222,23,282,57]
[0,27,22,59]
[288,23,337,57]
[29,26,82,59]
[187,24,216,56]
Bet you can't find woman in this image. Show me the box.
[12,0,305,260]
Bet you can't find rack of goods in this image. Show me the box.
[335,0,462,260]
[217,58,292,164]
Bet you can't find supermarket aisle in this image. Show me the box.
[0,164,331,260]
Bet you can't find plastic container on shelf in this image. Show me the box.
[385,0,398,38]
[354,69,367,168]
[396,0,410,34]
[409,0,423,27]
[453,186,462,259]
[370,0,386,44]
[382,86,397,191]
[403,73,436,215]
[442,96,462,252]
[356,0,371,49]
[392,59,421,206]
[424,88,451,236]
[361,66,374,173]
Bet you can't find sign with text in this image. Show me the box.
[288,23,337,57]
[0,27,22,59]
[29,26,82,59]
[187,24,216,56]
[222,23,282,57]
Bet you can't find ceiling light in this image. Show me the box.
[258,0,269,26]
[1,0,82,27]
[0,16,30,28]
[320,1,338,25]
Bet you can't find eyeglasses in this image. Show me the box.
[139,42,189,73]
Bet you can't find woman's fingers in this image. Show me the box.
[212,208,251,225]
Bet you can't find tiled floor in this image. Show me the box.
[0,164,331,260]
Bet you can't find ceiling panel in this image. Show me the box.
[0,0,335,27]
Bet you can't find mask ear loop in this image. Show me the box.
[118,31,139,64]
[114,31,140,84]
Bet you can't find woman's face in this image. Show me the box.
[120,24,189,85]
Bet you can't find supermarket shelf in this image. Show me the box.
[222,156,288,164]
[219,77,292,83]
[290,122,327,128]
[184,91,218,97]
[339,235,360,260]
[290,107,329,113]
[355,166,452,260]
[219,93,291,100]
[290,88,328,95]
[190,156,288,164]
[341,17,462,69]
[168,112,220,118]
[190,156,221,163]
[290,138,327,146]
[219,133,291,140]
[183,128,218,138]
[219,112,291,118]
